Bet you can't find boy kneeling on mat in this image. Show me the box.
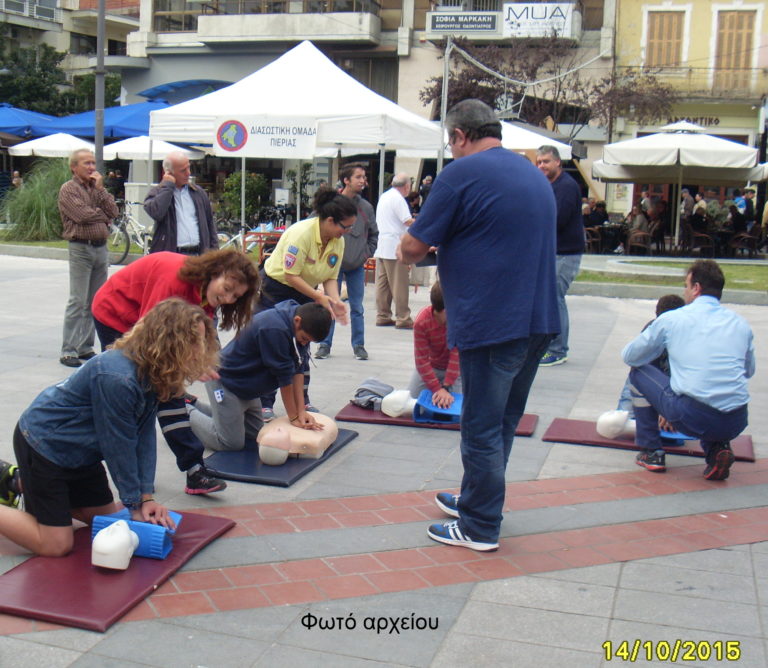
[0,299,218,557]
[187,300,332,451]
[408,281,461,409]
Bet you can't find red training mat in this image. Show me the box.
[334,402,538,437]
[0,512,234,632]
[541,418,755,462]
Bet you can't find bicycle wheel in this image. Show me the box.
[217,232,232,245]
[108,225,130,265]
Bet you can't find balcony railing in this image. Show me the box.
[639,66,768,99]
[154,0,380,32]
[1,0,61,22]
[78,0,140,18]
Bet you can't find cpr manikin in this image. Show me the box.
[92,519,139,570]
[596,410,636,439]
[381,390,417,418]
[258,413,338,466]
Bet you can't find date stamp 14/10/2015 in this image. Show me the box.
[602,639,741,662]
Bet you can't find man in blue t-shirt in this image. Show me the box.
[398,99,559,552]
[536,144,583,367]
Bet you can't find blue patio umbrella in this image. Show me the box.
[0,103,55,136]
[28,100,170,138]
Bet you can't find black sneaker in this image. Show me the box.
[435,492,459,518]
[315,344,331,360]
[0,460,20,507]
[703,442,735,481]
[353,345,368,360]
[185,468,227,495]
[635,449,666,472]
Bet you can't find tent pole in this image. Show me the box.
[296,159,301,223]
[674,166,682,251]
[378,144,385,199]
[438,36,452,174]
[147,138,153,189]
[241,155,246,233]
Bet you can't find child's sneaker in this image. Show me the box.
[636,449,666,472]
[185,468,227,495]
[0,460,20,507]
[261,407,275,422]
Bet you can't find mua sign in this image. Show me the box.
[214,116,318,158]
[502,3,575,38]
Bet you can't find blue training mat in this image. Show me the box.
[203,427,358,487]
[413,389,462,424]
[91,509,183,560]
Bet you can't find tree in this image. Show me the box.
[286,163,314,211]
[59,73,122,114]
[0,39,67,115]
[220,172,271,223]
[419,37,678,139]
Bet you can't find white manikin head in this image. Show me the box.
[596,410,636,439]
[92,519,139,570]
[381,390,417,418]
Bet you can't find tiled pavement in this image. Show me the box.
[0,253,766,667]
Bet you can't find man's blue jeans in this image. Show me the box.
[629,365,748,457]
[456,333,552,543]
[320,264,365,350]
[547,253,581,357]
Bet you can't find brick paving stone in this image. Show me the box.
[313,575,379,599]
[207,586,271,611]
[417,563,480,586]
[364,570,430,593]
[463,558,523,579]
[289,515,342,532]
[151,592,216,618]
[325,554,387,575]
[173,569,230,592]
[222,564,285,586]
[277,558,337,581]
[261,581,325,606]
[375,548,436,570]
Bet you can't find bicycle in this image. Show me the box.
[108,200,153,265]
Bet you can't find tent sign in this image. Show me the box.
[214,117,318,157]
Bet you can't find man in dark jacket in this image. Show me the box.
[536,144,583,367]
[315,162,378,361]
[144,151,218,255]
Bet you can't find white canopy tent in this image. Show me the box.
[9,133,94,157]
[592,121,768,242]
[398,120,573,160]
[150,41,443,221]
[102,136,204,161]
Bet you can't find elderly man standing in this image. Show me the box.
[58,149,118,368]
[375,173,415,329]
[536,144,583,367]
[144,151,218,255]
[315,162,378,361]
[399,99,559,552]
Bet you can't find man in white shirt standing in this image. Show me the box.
[375,173,415,329]
[144,151,218,255]
[622,260,754,481]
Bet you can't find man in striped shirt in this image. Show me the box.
[408,281,461,409]
[58,149,118,368]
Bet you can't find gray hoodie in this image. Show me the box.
[341,194,378,271]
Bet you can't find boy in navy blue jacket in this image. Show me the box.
[188,300,332,451]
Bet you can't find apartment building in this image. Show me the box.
[610,0,767,209]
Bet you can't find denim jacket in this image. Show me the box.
[19,349,158,509]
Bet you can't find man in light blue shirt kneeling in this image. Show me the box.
[622,260,755,480]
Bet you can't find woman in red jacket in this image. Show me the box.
[91,248,259,496]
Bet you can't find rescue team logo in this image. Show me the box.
[216,121,248,152]
[285,253,297,269]
[327,254,339,268]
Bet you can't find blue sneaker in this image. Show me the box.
[539,353,567,367]
[435,492,459,518]
[305,404,319,413]
[261,407,275,422]
[427,521,498,552]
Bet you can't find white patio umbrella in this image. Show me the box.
[102,136,204,161]
[593,122,766,242]
[8,133,94,157]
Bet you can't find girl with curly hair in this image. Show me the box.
[0,299,218,557]
[90,248,259,496]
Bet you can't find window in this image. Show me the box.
[646,11,683,68]
[715,10,755,91]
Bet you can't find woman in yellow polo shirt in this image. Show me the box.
[258,187,357,417]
